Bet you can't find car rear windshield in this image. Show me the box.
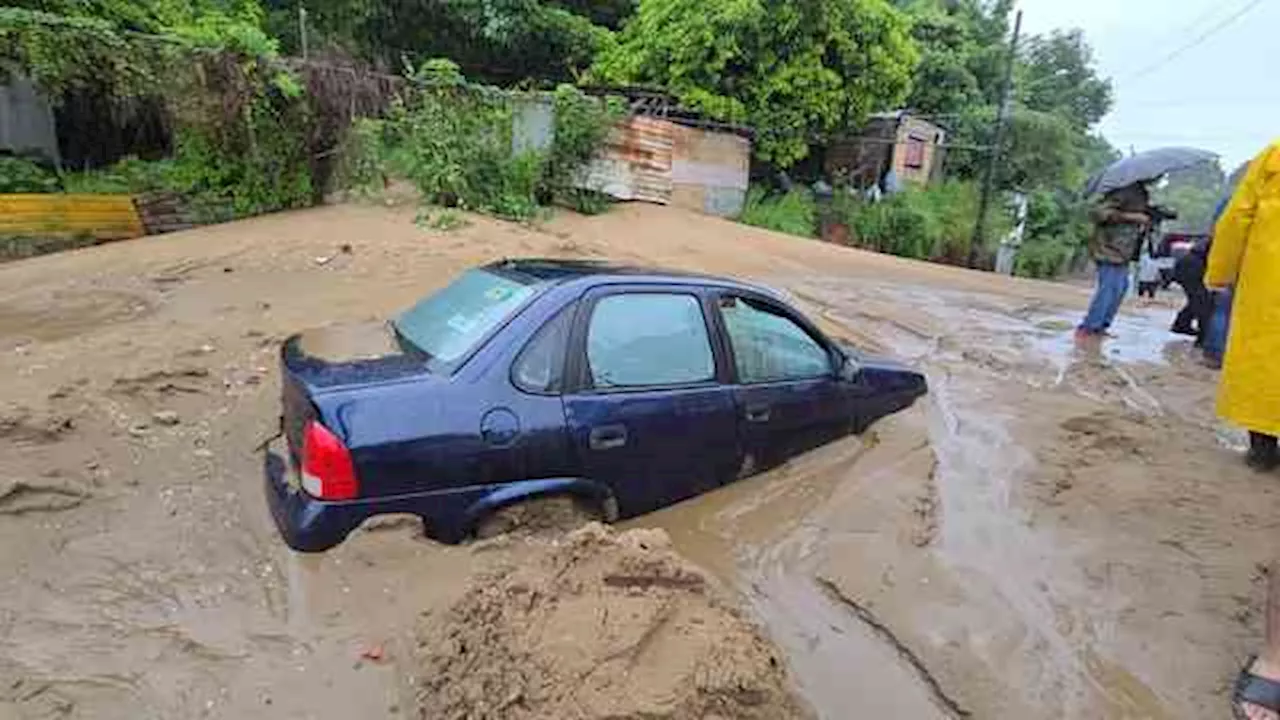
[392,269,538,370]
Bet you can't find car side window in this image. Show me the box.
[512,304,574,394]
[586,293,715,389]
[720,296,832,384]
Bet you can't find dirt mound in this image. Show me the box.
[413,523,811,720]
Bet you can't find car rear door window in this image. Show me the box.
[512,304,574,394]
[720,296,832,384]
[586,294,715,389]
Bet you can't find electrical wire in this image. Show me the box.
[1122,0,1267,81]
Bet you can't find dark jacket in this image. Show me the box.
[1090,185,1149,265]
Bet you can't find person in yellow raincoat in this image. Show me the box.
[1206,139,1280,472]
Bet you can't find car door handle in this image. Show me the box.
[588,424,628,451]
[745,405,772,423]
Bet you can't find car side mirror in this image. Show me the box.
[838,355,862,383]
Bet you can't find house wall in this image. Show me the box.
[890,116,945,186]
[669,123,750,218]
[0,76,60,165]
[824,117,895,188]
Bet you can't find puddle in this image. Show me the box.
[1030,308,1183,369]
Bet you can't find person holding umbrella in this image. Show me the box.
[1077,147,1215,341]
[1076,182,1153,339]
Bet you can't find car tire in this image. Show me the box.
[473,495,601,540]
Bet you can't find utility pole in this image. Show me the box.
[969,9,1022,269]
[299,6,309,60]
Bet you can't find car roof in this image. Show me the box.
[484,258,775,295]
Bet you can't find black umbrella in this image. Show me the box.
[1084,147,1218,196]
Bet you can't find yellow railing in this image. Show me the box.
[0,194,145,240]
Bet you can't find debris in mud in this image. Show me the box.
[414,523,811,720]
[112,367,212,397]
[911,460,942,547]
[152,410,181,426]
[0,407,76,444]
[0,478,91,515]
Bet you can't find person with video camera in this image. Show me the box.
[1077,182,1163,340]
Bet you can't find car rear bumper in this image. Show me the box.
[263,445,476,551]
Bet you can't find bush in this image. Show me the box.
[738,186,817,237]
[833,181,998,265]
[1014,237,1075,278]
[345,61,623,222]
[60,156,178,194]
[1013,189,1089,278]
[0,156,58,193]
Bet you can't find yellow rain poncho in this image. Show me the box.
[1207,140,1280,437]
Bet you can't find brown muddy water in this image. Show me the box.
[641,277,1258,719]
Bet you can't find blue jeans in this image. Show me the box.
[1081,262,1130,333]
[1205,287,1233,359]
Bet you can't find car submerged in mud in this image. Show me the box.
[264,259,927,551]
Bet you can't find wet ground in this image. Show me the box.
[1,202,1276,719]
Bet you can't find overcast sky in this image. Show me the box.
[1016,0,1277,170]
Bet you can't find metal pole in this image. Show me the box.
[299,6,309,59]
[969,9,1023,269]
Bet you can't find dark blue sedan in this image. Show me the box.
[265,259,926,551]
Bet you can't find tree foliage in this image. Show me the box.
[592,0,918,167]
[264,0,613,84]
[896,0,1011,116]
[1017,30,1112,130]
[1154,161,1227,234]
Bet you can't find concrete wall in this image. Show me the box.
[669,123,750,218]
[0,77,60,165]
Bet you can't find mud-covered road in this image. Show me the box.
[2,202,1276,719]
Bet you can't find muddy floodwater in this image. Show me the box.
[2,203,1276,719]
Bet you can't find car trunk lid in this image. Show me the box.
[279,321,424,466]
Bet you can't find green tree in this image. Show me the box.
[591,0,918,167]
[264,0,611,84]
[1154,161,1227,233]
[546,0,634,30]
[8,0,274,51]
[895,0,1012,116]
[1018,29,1112,130]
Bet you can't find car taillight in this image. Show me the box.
[301,420,359,500]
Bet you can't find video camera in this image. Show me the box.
[1146,204,1178,223]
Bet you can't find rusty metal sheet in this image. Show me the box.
[575,116,673,204]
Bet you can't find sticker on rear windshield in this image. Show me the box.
[447,314,479,333]
[484,286,514,302]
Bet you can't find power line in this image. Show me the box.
[1123,0,1267,81]
[1121,97,1280,109]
